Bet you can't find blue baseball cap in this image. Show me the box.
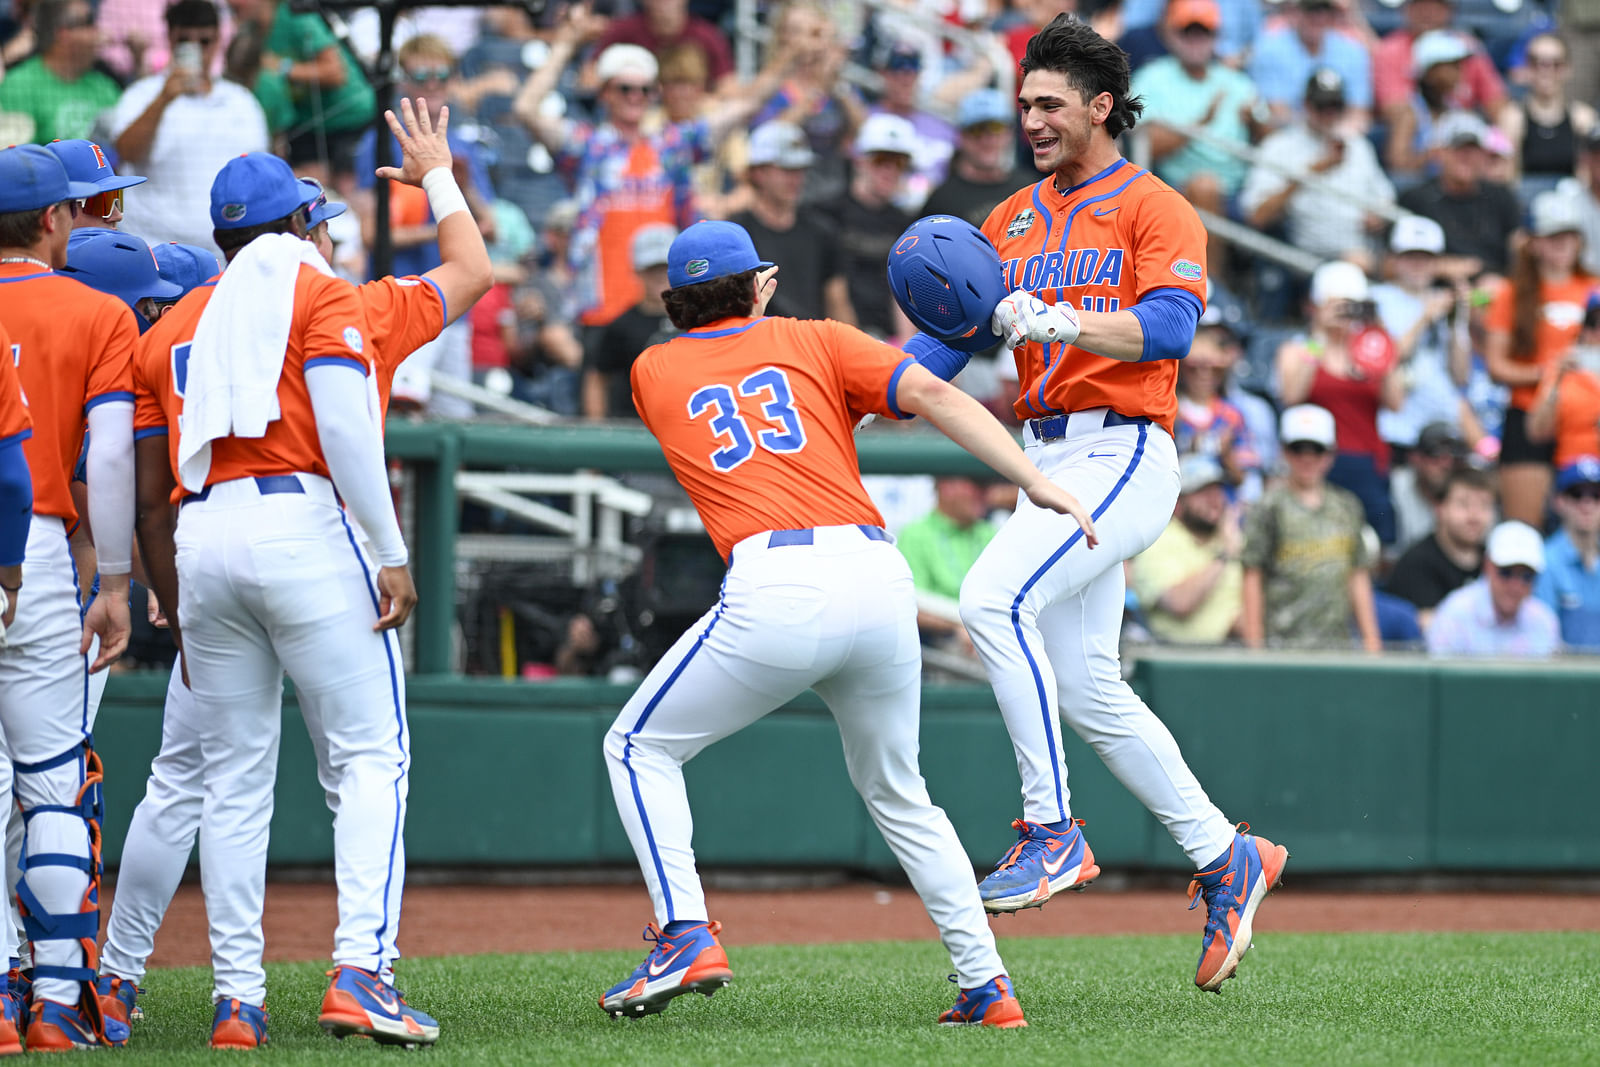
[152,242,221,296]
[1557,456,1600,493]
[300,177,347,228]
[60,229,184,319]
[44,139,146,193]
[209,152,321,231]
[666,220,773,290]
[0,144,99,213]
[958,88,1012,129]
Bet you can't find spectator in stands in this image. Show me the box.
[1242,404,1383,651]
[1576,131,1600,277]
[583,223,677,420]
[1119,0,1261,64]
[865,40,955,213]
[108,0,268,256]
[1525,302,1600,474]
[1385,464,1494,630]
[1248,0,1372,130]
[1371,215,1475,451]
[922,88,1034,229]
[1484,188,1594,525]
[1390,420,1469,552]
[593,0,735,91]
[506,251,585,414]
[1241,69,1394,268]
[0,0,120,143]
[728,121,854,324]
[1428,520,1560,656]
[225,0,375,183]
[537,198,582,323]
[1535,457,1600,649]
[1398,111,1522,279]
[1176,326,1259,491]
[1129,454,1243,645]
[839,113,917,340]
[1199,284,1280,490]
[1498,33,1595,192]
[1383,30,1476,181]
[1130,0,1260,273]
[1373,0,1505,122]
[898,475,997,653]
[1278,261,1405,543]
[42,137,143,231]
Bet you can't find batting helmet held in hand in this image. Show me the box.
[886,215,1008,353]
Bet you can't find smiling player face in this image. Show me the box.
[1018,69,1105,178]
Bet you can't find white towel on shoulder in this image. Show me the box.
[177,233,336,492]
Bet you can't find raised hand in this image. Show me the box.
[374,97,453,187]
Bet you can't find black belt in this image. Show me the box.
[767,525,890,548]
[181,474,305,508]
[1027,410,1152,443]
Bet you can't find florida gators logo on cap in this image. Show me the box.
[686,258,709,278]
[90,143,108,169]
[222,203,247,222]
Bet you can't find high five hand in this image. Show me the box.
[374,97,453,186]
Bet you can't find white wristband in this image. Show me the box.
[420,166,468,222]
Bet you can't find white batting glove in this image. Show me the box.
[991,289,1082,348]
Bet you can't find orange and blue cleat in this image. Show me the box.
[318,965,438,1047]
[24,997,129,1050]
[1188,823,1290,992]
[95,974,143,1027]
[0,976,20,1057]
[978,818,1100,913]
[938,974,1028,1028]
[599,920,732,1020]
[210,998,267,1049]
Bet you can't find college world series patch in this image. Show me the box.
[1005,209,1036,240]
[343,326,365,354]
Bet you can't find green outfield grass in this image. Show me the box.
[96,932,1600,1065]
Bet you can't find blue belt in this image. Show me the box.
[1027,410,1152,443]
[767,525,890,548]
[181,474,305,508]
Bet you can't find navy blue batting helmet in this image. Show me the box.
[885,215,1008,353]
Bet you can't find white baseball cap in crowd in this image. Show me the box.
[1390,214,1446,255]
[1179,453,1227,495]
[595,43,658,86]
[1280,404,1337,449]
[631,223,677,271]
[747,121,815,169]
[1310,259,1369,307]
[855,113,917,158]
[1485,520,1546,573]
[1431,109,1490,150]
[1529,188,1585,238]
[1412,29,1472,75]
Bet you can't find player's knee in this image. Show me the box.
[957,574,1003,633]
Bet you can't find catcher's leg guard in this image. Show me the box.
[13,740,120,1047]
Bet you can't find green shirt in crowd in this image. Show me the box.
[897,510,997,601]
[1241,482,1373,649]
[0,57,121,144]
[259,1,374,134]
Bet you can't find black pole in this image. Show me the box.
[370,0,399,280]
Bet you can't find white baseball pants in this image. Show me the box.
[175,475,409,1006]
[604,525,1006,988]
[958,410,1235,869]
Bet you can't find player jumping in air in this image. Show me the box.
[965,14,1288,992]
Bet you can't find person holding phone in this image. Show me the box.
[108,0,270,256]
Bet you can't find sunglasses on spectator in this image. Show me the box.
[172,33,216,46]
[612,82,656,97]
[965,120,1011,137]
[1565,485,1600,502]
[404,66,452,83]
[76,189,123,220]
[1285,441,1328,456]
[1495,565,1537,584]
[57,12,95,29]
[865,152,911,170]
[1178,23,1215,36]
[1526,53,1567,69]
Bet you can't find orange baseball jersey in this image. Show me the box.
[0,262,137,523]
[982,160,1208,434]
[631,315,914,560]
[0,319,31,448]
[357,274,446,417]
[132,265,370,493]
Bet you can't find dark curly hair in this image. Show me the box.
[662,269,758,330]
[1021,13,1143,139]
[214,210,307,260]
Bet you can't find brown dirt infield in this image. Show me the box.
[116,882,1600,970]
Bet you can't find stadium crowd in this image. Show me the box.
[1,0,1597,663]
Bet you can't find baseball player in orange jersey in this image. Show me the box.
[0,144,138,1052]
[598,219,1099,1028]
[104,101,490,1037]
[0,318,31,637]
[951,15,1287,993]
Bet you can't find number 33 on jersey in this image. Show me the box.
[631,316,915,560]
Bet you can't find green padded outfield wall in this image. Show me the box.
[93,654,1600,873]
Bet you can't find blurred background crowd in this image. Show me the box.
[3,0,1599,675]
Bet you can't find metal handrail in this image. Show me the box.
[428,372,562,425]
[1194,206,1326,276]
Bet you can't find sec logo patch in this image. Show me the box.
[343,326,365,354]
[1170,259,1203,282]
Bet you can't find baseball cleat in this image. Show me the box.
[599,920,732,1020]
[938,974,1027,1028]
[95,974,144,1027]
[1188,823,1289,992]
[978,818,1100,913]
[7,966,28,1024]
[318,965,439,1047]
[210,998,267,1049]
[0,979,20,1056]
[24,998,130,1050]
